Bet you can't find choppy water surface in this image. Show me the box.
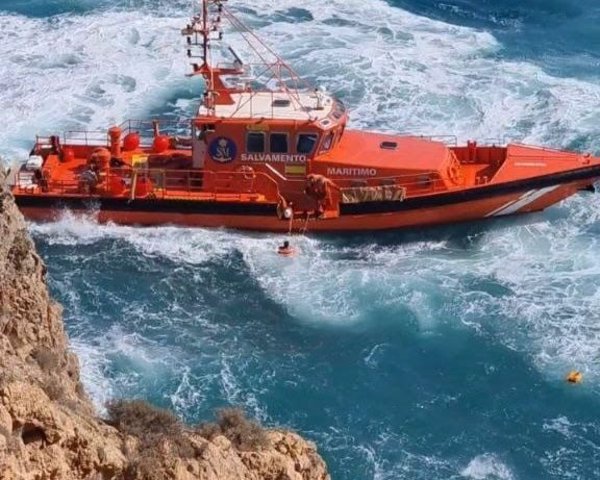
[2,0,600,478]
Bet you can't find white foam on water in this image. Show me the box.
[230,0,600,149]
[461,454,514,480]
[69,337,115,410]
[66,315,189,409]
[0,8,191,160]
[452,196,600,387]
[30,196,600,394]
[169,366,208,417]
[540,415,600,478]
[242,237,451,325]
[29,211,233,264]
[1,0,600,163]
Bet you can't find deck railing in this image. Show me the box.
[14,166,282,203]
[62,130,109,147]
[278,170,449,196]
[48,119,192,149]
[117,119,192,148]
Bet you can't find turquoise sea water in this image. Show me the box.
[2,0,600,478]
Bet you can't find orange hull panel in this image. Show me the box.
[16,181,588,233]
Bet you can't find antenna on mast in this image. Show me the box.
[181,0,228,113]
[181,0,226,68]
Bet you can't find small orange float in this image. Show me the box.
[566,371,583,384]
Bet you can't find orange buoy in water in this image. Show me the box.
[566,371,583,384]
[152,135,170,154]
[123,132,141,151]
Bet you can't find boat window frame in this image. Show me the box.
[334,128,343,147]
[320,131,335,153]
[296,132,319,155]
[246,131,266,153]
[269,132,289,154]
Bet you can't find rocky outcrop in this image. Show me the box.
[0,168,330,480]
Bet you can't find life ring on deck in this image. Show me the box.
[236,165,256,181]
[276,198,293,220]
[447,160,462,184]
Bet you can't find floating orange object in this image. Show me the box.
[7,0,600,233]
[566,371,583,384]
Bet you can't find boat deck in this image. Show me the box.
[12,148,279,205]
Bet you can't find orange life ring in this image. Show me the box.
[276,198,293,220]
[236,165,256,180]
[277,246,296,257]
[447,160,462,184]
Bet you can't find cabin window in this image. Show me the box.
[270,133,288,153]
[380,141,398,150]
[297,134,318,154]
[320,132,334,152]
[272,99,291,107]
[194,124,215,140]
[246,132,265,153]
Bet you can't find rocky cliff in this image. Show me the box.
[0,168,330,480]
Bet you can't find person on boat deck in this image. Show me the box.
[33,168,49,192]
[278,240,295,256]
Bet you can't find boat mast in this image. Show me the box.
[202,0,208,66]
[182,0,313,118]
[182,0,226,115]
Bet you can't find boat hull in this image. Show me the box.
[14,166,599,233]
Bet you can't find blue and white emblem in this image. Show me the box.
[209,137,237,163]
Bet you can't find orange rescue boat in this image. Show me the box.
[6,0,600,233]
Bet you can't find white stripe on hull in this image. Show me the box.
[264,163,287,181]
[485,190,534,218]
[486,185,560,217]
